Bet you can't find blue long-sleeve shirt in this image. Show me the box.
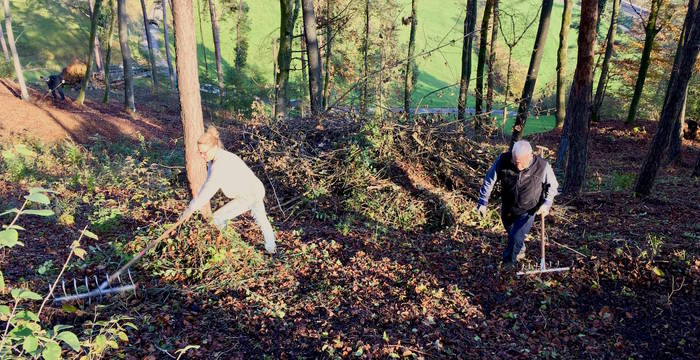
[478,154,559,209]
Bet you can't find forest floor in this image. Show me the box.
[0,80,698,359]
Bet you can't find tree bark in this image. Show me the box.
[208,0,223,96]
[361,0,369,119]
[103,0,116,103]
[555,0,573,128]
[322,0,332,109]
[458,0,476,121]
[486,0,499,115]
[635,3,700,195]
[404,0,417,121]
[510,0,554,146]
[274,0,300,121]
[0,16,8,62]
[626,0,662,125]
[88,0,104,74]
[163,0,176,89]
[474,0,493,131]
[77,0,103,105]
[3,0,29,101]
[141,0,159,89]
[561,0,598,194]
[302,0,323,114]
[300,30,307,118]
[118,0,135,112]
[591,0,619,123]
[172,0,212,217]
[694,150,700,177]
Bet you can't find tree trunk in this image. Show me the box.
[486,0,499,115]
[458,0,476,121]
[322,0,332,109]
[0,17,8,62]
[510,0,554,146]
[208,0,223,96]
[561,0,598,194]
[103,0,116,103]
[163,0,176,89]
[666,91,686,164]
[4,0,29,101]
[635,3,700,195]
[474,0,493,131]
[274,0,300,121]
[302,0,323,114]
[88,0,104,74]
[236,0,243,70]
[596,0,608,33]
[77,0,103,105]
[118,0,135,112]
[172,0,212,217]
[361,0,369,119]
[626,0,662,125]
[197,0,208,76]
[300,30,307,118]
[555,0,573,128]
[694,150,700,177]
[404,0,417,121]
[591,0,619,123]
[141,0,159,90]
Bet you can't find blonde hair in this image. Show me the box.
[197,125,224,149]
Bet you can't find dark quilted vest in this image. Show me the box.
[497,152,547,217]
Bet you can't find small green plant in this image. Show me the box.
[1,144,36,182]
[647,233,665,260]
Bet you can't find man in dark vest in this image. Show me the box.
[476,140,559,269]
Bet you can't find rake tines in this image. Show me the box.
[517,213,572,277]
[52,269,137,304]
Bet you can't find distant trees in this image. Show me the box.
[403,0,417,121]
[208,0,224,95]
[457,0,476,121]
[3,0,29,101]
[163,0,177,90]
[475,0,493,131]
[555,0,572,128]
[88,0,104,74]
[235,0,249,70]
[77,0,103,104]
[302,0,323,114]
[140,0,159,90]
[361,0,369,119]
[0,17,8,62]
[591,0,620,123]
[486,0,499,115]
[117,0,135,111]
[103,0,117,103]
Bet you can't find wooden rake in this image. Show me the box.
[517,213,571,276]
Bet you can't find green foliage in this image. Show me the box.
[0,59,14,78]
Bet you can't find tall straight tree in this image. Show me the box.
[403,0,417,120]
[474,0,493,131]
[88,0,104,74]
[172,0,212,217]
[302,0,323,114]
[625,0,663,125]
[118,0,135,111]
[163,0,176,89]
[236,0,244,70]
[3,0,28,101]
[361,0,369,118]
[457,0,476,121]
[635,2,700,195]
[196,0,208,75]
[77,0,103,105]
[208,0,223,96]
[591,0,620,123]
[322,0,332,109]
[510,0,554,146]
[103,0,117,103]
[141,0,159,89]
[555,0,572,128]
[0,17,8,62]
[561,0,597,194]
[486,0,499,114]
[274,0,300,121]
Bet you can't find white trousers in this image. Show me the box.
[212,197,276,254]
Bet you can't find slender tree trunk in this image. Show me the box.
[458,0,476,121]
[694,150,700,176]
[555,0,573,128]
[103,0,116,103]
[118,0,135,111]
[77,0,103,105]
[596,0,608,33]
[502,48,513,131]
[208,0,223,95]
[302,0,323,114]
[404,0,417,121]
[141,0,159,89]
[172,0,212,217]
[197,0,208,76]
[4,0,29,101]
[236,0,242,70]
[0,17,8,62]
[626,0,662,125]
[510,0,554,146]
[486,0,499,116]
[322,0,332,109]
[474,0,493,131]
[88,0,104,74]
[361,0,369,119]
[561,0,598,194]
[635,3,700,195]
[274,0,300,121]
[591,0,619,123]
[163,0,176,89]
[300,29,307,117]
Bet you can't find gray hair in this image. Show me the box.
[512,140,533,157]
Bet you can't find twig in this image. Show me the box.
[0,298,19,351]
[154,343,177,359]
[549,238,588,258]
[667,276,685,304]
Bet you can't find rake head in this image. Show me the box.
[52,269,137,304]
[517,260,571,276]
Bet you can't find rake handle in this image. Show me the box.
[540,212,546,271]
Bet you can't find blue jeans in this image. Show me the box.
[501,212,535,264]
